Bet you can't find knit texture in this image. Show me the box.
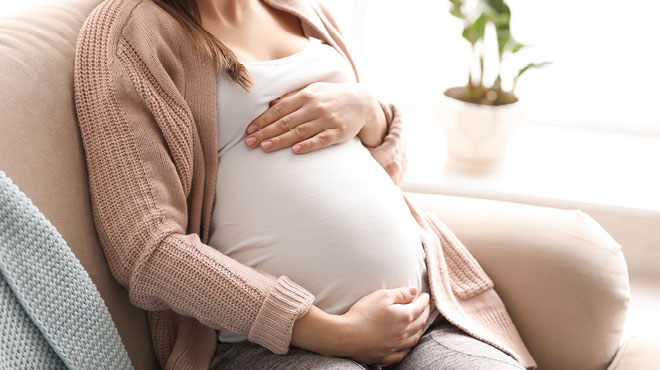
[0,279,65,370]
[72,0,536,369]
[0,170,133,370]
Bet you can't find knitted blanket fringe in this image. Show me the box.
[0,170,133,370]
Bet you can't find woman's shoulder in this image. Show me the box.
[75,0,193,100]
[77,0,184,63]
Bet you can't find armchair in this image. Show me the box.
[1,0,656,368]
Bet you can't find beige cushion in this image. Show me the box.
[405,192,631,370]
[0,1,158,369]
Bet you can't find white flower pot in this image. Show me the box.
[439,93,525,172]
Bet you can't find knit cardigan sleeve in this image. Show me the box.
[314,1,409,187]
[366,101,409,187]
[73,7,314,355]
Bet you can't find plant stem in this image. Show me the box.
[479,53,484,88]
[466,43,475,98]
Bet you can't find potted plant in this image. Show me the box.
[442,0,550,171]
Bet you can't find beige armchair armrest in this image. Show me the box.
[404,192,631,370]
[606,336,660,370]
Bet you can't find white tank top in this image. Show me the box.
[208,37,439,343]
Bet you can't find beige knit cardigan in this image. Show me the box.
[73,0,536,369]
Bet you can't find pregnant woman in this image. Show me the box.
[73,0,536,369]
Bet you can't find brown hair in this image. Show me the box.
[152,0,253,91]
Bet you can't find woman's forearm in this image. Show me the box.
[290,304,349,357]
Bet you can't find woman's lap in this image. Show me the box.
[209,318,525,370]
[376,321,525,370]
[209,339,367,370]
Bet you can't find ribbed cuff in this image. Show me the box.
[247,275,315,354]
[364,101,408,187]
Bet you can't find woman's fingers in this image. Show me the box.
[245,108,316,150]
[289,127,340,154]
[413,297,431,328]
[394,292,429,323]
[390,299,429,349]
[411,292,430,318]
[269,87,304,108]
[247,93,304,134]
[265,119,329,153]
[401,304,431,348]
[408,300,431,332]
[400,326,425,351]
[389,286,418,305]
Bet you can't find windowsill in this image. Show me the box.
[399,107,660,278]
[401,110,660,214]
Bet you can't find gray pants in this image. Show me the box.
[209,316,525,370]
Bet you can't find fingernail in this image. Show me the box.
[409,286,417,295]
[261,140,272,150]
[247,124,256,134]
[246,136,256,146]
[292,144,301,153]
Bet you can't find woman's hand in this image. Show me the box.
[290,286,431,366]
[243,82,387,154]
[337,286,431,365]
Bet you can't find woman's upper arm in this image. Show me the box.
[72,18,314,354]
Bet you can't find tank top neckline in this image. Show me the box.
[241,37,322,67]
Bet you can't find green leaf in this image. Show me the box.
[509,40,526,53]
[496,27,511,58]
[489,12,511,28]
[512,61,552,93]
[449,0,463,8]
[462,12,488,45]
[483,0,510,16]
[479,0,512,58]
[449,0,465,19]
[515,61,552,80]
[450,8,464,19]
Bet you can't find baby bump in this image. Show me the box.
[207,137,428,315]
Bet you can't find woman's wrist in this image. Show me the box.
[358,98,388,148]
[290,304,351,357]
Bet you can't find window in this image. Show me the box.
[320,0,660,134]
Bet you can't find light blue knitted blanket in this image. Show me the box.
[0,170,133,370]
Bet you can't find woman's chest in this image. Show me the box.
[216,37,356,157]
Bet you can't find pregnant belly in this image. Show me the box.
[207,136,429,315]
